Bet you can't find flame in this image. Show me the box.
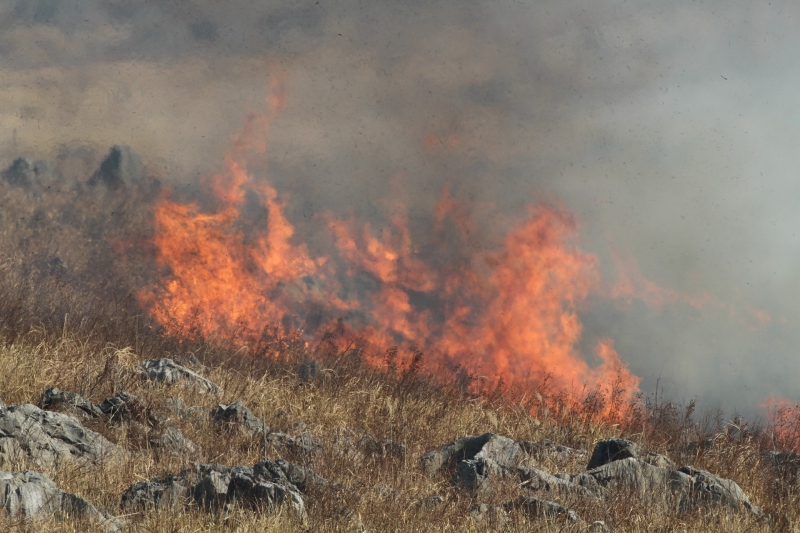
[761,396,800,452]
[139,82,641,411]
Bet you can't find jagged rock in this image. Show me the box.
[88,145,145,191]
[507,496,580,522]
[421,433,534,478]
[585,457,673,497]
[120,474,190,512]
[266,432,322,456]
[0,404,119,468]
[121,460,313,517]
[164,396,208,422]
[518,466,607,499]
[97,391,137,422]
[211,401,268,435]
[39,387,104,420]
[151,426,197,456]
[0,471,121,532]
[587,438,675,470]
[141,358,222,394]
[670,466,760,514]
[590,521,611,532]
[1,158,53,189]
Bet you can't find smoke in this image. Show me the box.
[2,0,800,417]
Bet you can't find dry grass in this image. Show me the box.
[0,181,798,531]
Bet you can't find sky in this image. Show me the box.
[2,0,800,417]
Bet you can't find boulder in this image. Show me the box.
[211,401,268,435]
[584,457,673,497]
[121,460,313,517]
[141,358,221,394]
[421,433,534,478]
[87,145,145,191]
[97,391,138,422]
[0,404,119,468]
[587,438,675,470]
[519,439,587,468]
[518,466,607,499]
[1,158,52,190]
[0,470,121,532]
[670,466,760,514]
[150,426,198,456]
[39,387,104,420]
[266,432,322,457]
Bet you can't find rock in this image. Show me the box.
[507,496,580,523]
[151,426,197,456]
[121,460,312,517]
[0,404,119,468]
[97,391,137,422]
[120,474,190,512]
[266,432,322,457]
[421,433,534,478]
[39,387,104,420]
[0,471,121,532]
[141,358,221,394]
[585,457,673,497]
[88,145,145,191]
[211,401,268,435]
[671,466,760,514]
[518,466,607,499]
[1,158,52,190]
[587,438,675,470]
[164,396,208,422]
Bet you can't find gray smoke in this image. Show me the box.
[2,0,799,417]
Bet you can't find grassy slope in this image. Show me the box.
[0,323,795,532]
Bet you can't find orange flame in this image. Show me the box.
[139,83,641,411]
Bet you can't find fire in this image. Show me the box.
[761,396,800,453]
[139,82,641,410]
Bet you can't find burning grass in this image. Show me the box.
[0,298,797,531]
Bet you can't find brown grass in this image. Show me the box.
[0,181,798,531]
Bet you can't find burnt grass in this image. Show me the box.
[1,179,800,531]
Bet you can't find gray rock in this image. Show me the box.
[587,438,675,470]
[151,426,197,456]
[1,158,52,189]
[97,391,137,422]
[421,433,534,478]
[164,396,208,422]
[518,465,608,499]
[585,457,673,497]
[0,471,121,532]
[671,466,759,514]
[266,432,322,456]
[0,404,120,468]
[120,475,190,512]
[507,496,580,523]
[211,401,268,435]
[88,145,145,191]
[39,387,104,420]
[141,358,221,394]
[121,460,310,517]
